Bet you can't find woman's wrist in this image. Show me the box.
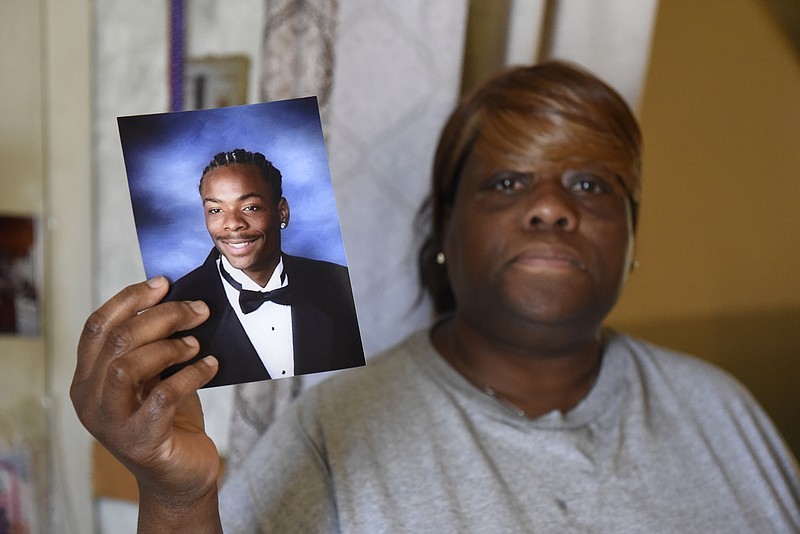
[137,482,223,534]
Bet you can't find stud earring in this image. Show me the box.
[435,252,446,265]
[280,222,287,229]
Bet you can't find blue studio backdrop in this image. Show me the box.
[118,97,347,283]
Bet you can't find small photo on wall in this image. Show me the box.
[0,215,41,337]
[118,97,365,388]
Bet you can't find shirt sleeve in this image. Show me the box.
[219,400,339,533]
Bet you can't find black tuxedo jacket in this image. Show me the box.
[162,249,365,387]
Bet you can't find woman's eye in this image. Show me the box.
[491,173,527,192]
[570,173,609,195]
[576,180,603,193]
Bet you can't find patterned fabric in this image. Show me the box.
[259,0,338,122]
[227,375,303,469]
[323,0,468,357]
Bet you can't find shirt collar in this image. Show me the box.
[219,253,286,292]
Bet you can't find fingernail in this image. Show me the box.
[189,300,207,314]
[146,276,166,288]
[182,336,199,348]
[202,355,218,368]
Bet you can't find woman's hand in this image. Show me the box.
[71,277,223,532]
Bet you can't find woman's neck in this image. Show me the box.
[431,316,604,418]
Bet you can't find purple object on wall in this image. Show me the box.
[169,0,184,111]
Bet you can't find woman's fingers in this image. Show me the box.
[136,355,219,439]
[72,277,213,439]
[94,299,209,393]
[102,299,210,360]
[105,356,220,473]
[75,277,171,384]
[99,336,205,420]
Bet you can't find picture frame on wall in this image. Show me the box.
[183,54,250,111]
[0,215,41,337]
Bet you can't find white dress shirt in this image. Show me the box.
[218,254,295,378]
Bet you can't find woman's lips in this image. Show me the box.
[512,247,586,272]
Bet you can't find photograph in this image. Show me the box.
[0,215,41,337]
[118,97,365,387]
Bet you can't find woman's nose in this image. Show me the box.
[523,183,578,231]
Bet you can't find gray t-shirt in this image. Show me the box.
[220,329,800,533]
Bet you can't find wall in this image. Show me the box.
[0,9,49,530]
[42,1,95,532]
[0,0,46,413]
[609,0,800,456]
[0,0,94,532]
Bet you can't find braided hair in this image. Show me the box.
[199,148,283,200]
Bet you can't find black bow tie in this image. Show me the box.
[219,261,292,313]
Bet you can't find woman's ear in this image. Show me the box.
[626,235,638,275]
[438,205,454,260]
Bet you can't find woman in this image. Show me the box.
[72,62,799,532]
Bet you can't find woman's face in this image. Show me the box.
[442,145,635,342]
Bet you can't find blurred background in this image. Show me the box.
[1,0,797,532]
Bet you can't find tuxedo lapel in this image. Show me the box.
[208,304,271,384]
[172,248,270,387]
[291,290,335,375]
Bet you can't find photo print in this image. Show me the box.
[118,97,365,388]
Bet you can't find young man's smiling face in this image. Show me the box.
[201,163,289,286]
